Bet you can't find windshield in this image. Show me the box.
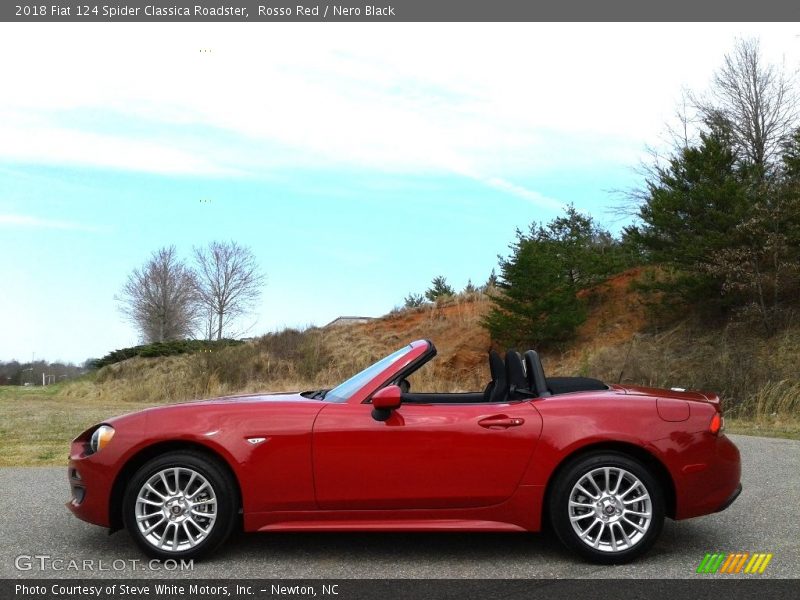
[324,345,415,403]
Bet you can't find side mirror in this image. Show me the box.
[371,385,402,421]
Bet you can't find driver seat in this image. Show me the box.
[483,350,508,403]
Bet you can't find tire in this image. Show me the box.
[548,451,664,564]
[123,451,238,560]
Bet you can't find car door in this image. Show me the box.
[312,399,543,510]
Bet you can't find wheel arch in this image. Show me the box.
[541,441,677,526]
[109,440,243,533]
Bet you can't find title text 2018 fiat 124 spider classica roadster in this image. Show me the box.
[67,339,741,564]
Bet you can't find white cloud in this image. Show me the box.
[0,213,100,232]
[479,176,565,210]
[0,112,239,176]
[2,22,800,191]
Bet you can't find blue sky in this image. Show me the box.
[2,22,799,363]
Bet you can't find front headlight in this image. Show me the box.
[89,425,115,454]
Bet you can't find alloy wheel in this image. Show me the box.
[134,466,218,552]
[567,466,653,553]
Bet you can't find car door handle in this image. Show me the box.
[478,416,525,429]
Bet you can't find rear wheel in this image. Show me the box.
[123,451,238,560]
[549,452,664,564]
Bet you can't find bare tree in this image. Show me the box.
[691,38,797,176]
[201,305,218,341]
[193,241,265,340]
[117,246,199,343]
[615,37,798,220]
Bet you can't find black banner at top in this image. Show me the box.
[3,0,800,22]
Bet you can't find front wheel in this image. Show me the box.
[123,451,238,560]
[548,452,664,564]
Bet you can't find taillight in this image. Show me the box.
[709,413,724,435]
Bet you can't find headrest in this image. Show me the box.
[524,350,551,397]
[505,350,528,393]
[488,350,505,382]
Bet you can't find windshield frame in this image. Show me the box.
[324,341,432,404]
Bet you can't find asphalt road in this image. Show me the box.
[1,435,797,579]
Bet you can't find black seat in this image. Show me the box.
[524,350,551,397]
[506,350,534,400]
[524,349,607,395]
[546,376,608,394]
[483,350,508,403]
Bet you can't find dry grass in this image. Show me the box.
[737,379,800,419]
[548,320,800,422]
[0,295,494,466]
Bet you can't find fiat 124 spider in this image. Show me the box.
[68,339,741,563]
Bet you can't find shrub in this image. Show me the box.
[92,339,244,369]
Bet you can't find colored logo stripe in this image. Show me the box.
[697,553,725,573]
[697,552,772,574]
[744,553,773,574]
[719,552,748,573]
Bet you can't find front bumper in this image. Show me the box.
[66,441,115,528]
[716,482,742,513]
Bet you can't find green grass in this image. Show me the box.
[725,417,800,441]
[0,385,162,467]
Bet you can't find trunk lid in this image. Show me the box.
[620,384,722,412]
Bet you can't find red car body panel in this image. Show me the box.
[311,401,542,510]
[67,339,741,539]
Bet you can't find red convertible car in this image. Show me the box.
[68,339,741,564]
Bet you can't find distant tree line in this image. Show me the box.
[117,241,266,344]
[0,360,86,386]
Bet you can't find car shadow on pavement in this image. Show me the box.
[203,529,578,577]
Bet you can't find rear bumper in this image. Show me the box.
[657,432,741,520]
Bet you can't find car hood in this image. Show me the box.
[103,391,320,428]
[168,391,319,407]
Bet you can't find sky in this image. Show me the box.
[2,22,800,364]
